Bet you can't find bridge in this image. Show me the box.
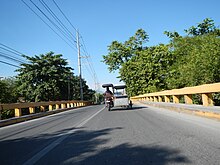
[0,83,220,164]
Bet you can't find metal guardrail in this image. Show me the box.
[131,82,220,106]
[0,100,92,120]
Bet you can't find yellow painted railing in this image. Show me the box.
[131,82,220,106]
[0,100,92,119]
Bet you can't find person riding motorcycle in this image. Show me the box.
[104,87,113,106]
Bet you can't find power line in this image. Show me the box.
[0,52,25,64]
[29,0,76,46]
[52,0,99,89]
[52,0,77,32]
[0,60,21,68]
[21,0,99,90]
[0,43,27,64]
[21,0,77,51]
[80,35,99,83]
[0,43,24,55]
[39,0,77,43]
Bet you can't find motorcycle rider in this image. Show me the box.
[104,87,113,106]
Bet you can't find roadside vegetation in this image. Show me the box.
[1,52,96,103]
[0,52,100,119]
[103,18,220,98]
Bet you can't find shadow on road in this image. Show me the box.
[72,143,191,165]
[41,127,190,164]
[0,126,191,165]
[109,106,147,111]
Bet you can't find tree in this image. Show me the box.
[16,52,74,102]
[102,18,220,97]
[166,35,220,89]
[102,29,149,72]
[165,18,220,89]
[185,18,220,36]
[0,77,18,103]
[71,76,95,101]
[0,77,18,119]
[120,44,173,96]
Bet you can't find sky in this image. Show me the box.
[0,0,220,91]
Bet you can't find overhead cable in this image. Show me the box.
[21,0,77,50]
[0,60,21,68]
[39,0,77,43]
[52,0,77,31]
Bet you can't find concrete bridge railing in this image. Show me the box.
[0,100,92,120]
[131,82,220,106]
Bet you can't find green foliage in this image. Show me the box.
[16,52,94,102]
[164,31,180,39]
[102,29,149,72]
[120,44,173,96]
[166,35,220,89]
[102,18,220,98]
[185,18,220,36]
[0,77,18,103]
[94,92,105,104]
[16,52,73,102]
[0,78,18,119]
[72,76,95,101]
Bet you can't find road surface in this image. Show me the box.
[0,104,220,165]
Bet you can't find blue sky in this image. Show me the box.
[1,0,220,90]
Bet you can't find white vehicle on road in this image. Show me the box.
[102,84,132,111]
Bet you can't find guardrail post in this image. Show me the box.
[70,103,74,107]
[67,103,70,108]
[202,93,213,106]
[158,96,162,102]
[153,96,158,102]
[61,103,66,109]
[40,106,45,112]
[164,96,170,102]
[49,105,53,111]
[184,94,192,104]
[173,95,179,103]
[15,108,22,117]
[29,107,35,114]
[56,104,59,109]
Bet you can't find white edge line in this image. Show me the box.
[23,106,105,165]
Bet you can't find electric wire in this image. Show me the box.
[52,0,77,31]
[39,0,77,43]
[21,0,76,51]
[0,48,26,62]
[29,0,76,47]
[0,52,25,64]
[0,60,21,68]
[22,0,99,89]
[80,35,99,83]
[0,43,27,68]
[0,43,24,55]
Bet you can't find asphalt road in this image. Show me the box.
[0,104,220,165]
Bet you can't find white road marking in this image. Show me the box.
[23,106,105,165]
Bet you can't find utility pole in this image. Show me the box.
[76,29,83,100]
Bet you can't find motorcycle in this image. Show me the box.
[105,97,114,111]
